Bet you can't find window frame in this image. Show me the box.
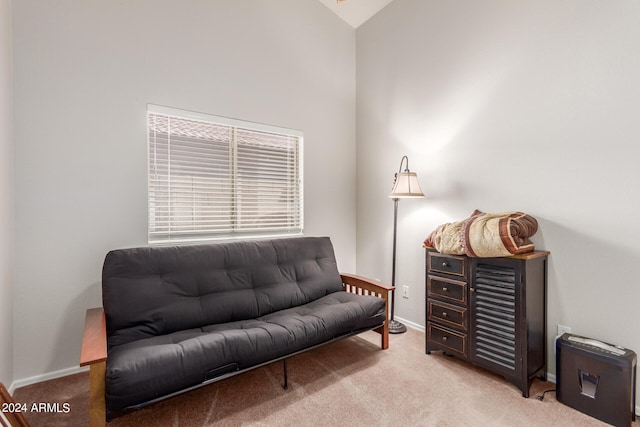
[147,104,304,245]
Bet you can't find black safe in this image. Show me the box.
[556,333,637,427]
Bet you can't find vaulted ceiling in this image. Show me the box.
[316,0,395,28]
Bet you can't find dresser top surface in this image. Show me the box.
[424,246,550,260]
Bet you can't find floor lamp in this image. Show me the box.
[388,155,424,334]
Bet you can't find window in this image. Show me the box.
[147,105,303,245]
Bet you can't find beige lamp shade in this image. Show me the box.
[389,171,424,198]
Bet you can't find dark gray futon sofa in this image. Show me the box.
[80,237,392,423]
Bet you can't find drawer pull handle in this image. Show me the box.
[442,287,448,292]
[442,336,448,342]
[442,312,448,317]
[442,262,448,267]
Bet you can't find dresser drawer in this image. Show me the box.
[428,300,467,330]
[427,275,467,305]
[428,252,465,277]
[427,323,467,356]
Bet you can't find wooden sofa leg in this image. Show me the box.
[88,361,106,427]
[376,323,389,350]
[381,322,389,350]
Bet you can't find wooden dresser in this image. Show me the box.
[425,247,550,397]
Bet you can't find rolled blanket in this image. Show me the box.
[424,210,538,257]
[424,221,465,255]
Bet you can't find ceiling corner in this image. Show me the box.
[316,0,395,28]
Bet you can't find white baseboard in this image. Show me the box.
[9,365,88,394]
[394,316,425,333]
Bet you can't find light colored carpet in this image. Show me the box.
[14,328,634,426]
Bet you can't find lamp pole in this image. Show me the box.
[389,196,407,334]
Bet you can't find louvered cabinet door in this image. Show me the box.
[470,262,521,377]
[469,254,549,398]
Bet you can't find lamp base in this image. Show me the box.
[388,319,407,334]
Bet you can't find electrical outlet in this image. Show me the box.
[557,324,571,336]
[402,285,409,299]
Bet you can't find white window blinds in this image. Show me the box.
[148,105,303,245]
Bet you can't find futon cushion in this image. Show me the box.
[102,237,345,348]
[105,291,385,412]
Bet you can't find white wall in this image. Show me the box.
[0,0,13,388]
[356,0,640,385]
[12,0,639,394]
[12,0,356,381]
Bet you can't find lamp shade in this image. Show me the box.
[389,171,424,198]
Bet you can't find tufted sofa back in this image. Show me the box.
[102,237,344,349]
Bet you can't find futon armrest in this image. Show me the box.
[340,273,394,350]
[80,307,107,367]
[340,273,394,295]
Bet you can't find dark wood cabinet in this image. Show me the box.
[425,248,549,397]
